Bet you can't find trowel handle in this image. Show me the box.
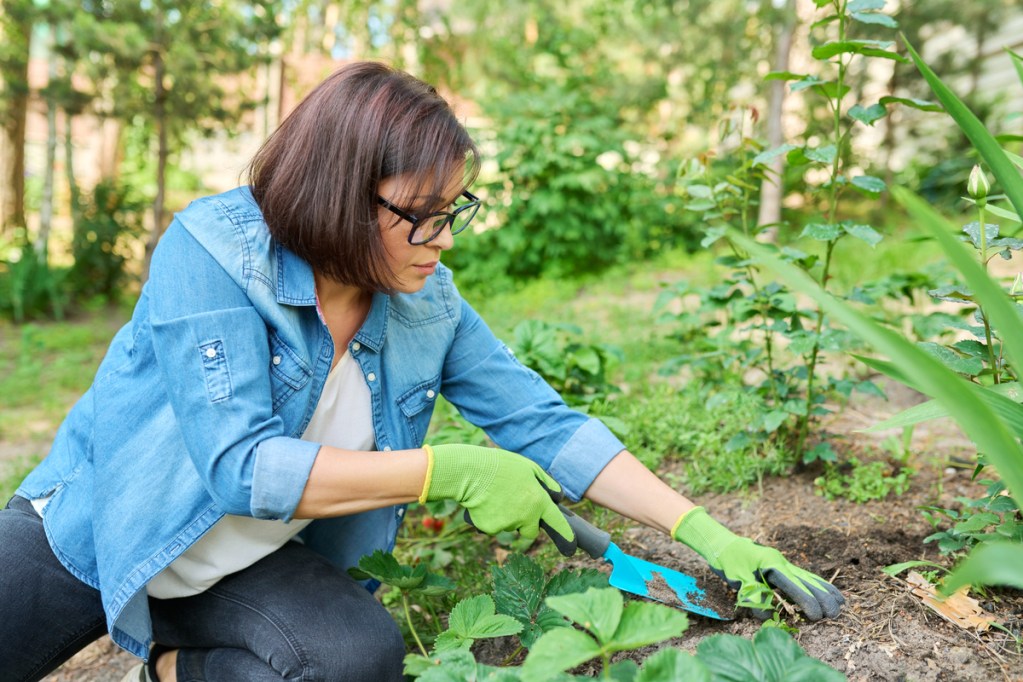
[558,504,611,560]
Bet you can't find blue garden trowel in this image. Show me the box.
[558,505,732,620]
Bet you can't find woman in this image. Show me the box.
[0,62,842,682]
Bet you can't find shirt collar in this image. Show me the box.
[274,241,317,306]
[274,241,389,352]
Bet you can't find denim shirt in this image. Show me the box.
[16,186,626,659]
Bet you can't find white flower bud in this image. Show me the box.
[968,165,990,202]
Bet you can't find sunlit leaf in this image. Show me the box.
[878,95,943,112]
[800,222,841,241]
[849,103,887,125]
[851,175,887,196]
[850,11,898,28]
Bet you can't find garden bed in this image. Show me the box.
[38,397,1023,681]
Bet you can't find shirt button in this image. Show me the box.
[426,390,436,399]
[383,446,392,451]
[205,348,217,359]
[367,372,376,382]
[352,342,361,352]
[272,355,281,365]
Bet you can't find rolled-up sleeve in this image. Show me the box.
[148,221,317,520]
[441,298,625,501]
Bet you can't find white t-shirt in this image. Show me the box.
[146,350,375,598]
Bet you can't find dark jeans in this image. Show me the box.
[0,496,405,682]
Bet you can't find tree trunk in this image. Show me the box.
[64,108,79,230]
[143,17,168,283]
[0,1,33,233]
[756,0,796,239]
[36,22,58,255]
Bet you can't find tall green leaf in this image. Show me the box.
[941,542,1023,594]
[902,37,1023,221]
[730,229,1023,509]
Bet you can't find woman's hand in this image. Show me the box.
[420,444,576,553]
[673,507,845,620]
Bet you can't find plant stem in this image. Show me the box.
[797,3,846,458]
[977,205,1000,382]
[501,645,524,666]
[402,592,429,658]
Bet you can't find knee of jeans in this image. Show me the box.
[303,607,406,682]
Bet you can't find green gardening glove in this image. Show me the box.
[419,444,577,554]
[672,507,844,621]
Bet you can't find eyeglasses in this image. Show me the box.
[378,190,481,245]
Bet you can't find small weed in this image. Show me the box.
[814,457,913,503]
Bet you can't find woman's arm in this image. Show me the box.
[583,450,695,533]
[293,446,429,518]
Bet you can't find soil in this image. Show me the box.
[11,381,1023,681]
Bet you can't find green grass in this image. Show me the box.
[0,305,131,500]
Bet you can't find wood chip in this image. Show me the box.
[904,571,997,632]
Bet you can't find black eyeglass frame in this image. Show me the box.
[377,190,481,245]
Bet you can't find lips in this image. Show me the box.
[413,261,438,275]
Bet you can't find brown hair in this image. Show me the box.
[248,61,480,290]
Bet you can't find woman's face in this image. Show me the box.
[377,171,464,294]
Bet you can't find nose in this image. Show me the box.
[430,222,455,251]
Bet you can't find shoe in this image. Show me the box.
[119,664,153,682]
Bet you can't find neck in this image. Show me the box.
[314,273,371,312]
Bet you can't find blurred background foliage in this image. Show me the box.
[1,0,1020,312]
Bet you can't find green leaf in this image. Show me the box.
[521,628,602,682]
[448,595,523,641]
[916,342,983,376]
[696,634,762,680]
[881,560,948,577]
[696,630,844,682]
[790,76,824,92]
[811,40,905,62]
[636,648,711,682]
[800,222,842,241]
[753,144,798,167]
[416,649,478,682]
[850,11,898,28]
[953,512,1000,533]
[878,95,943,112]
[606,601,688,653]
[903,37,1023,228]
[927,285,973,304]
[940,542,1023,594]
[849,103,887,125]
[851,175,887,196]
[607,661,639,682]
[686,184,713,199]
[848,0,886,10]
[805,145,837,164]
[1008,48,1023,89]
[866,383,1023,441]
[842,222,882,246]
[348,550,454,594]
[961,198,1021,224]
[546,587,623,645]
[962,222,999,249]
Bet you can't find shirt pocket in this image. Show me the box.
[397,376,441,444]
[268,332,312,412]
[198,340,232,403]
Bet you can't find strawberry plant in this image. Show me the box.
[348,550,456,656]
[492,553,610,650]
[406,585,844,681]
